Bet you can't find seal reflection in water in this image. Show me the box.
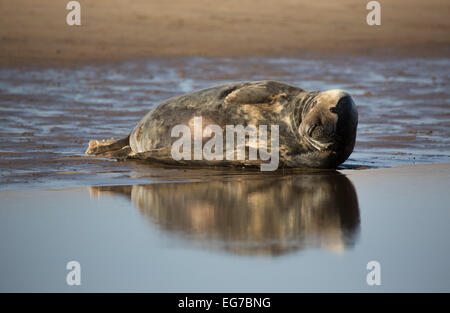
[86,80,358,168]
[90,173,360,256]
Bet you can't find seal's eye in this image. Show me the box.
[330,107,339,114]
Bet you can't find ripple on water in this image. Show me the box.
[0,56,449,189]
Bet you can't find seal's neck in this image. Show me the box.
[301,91,320,115]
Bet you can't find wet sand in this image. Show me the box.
[1,163,449,292]
[1,0,449,66]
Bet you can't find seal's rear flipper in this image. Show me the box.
[85,135,132,158]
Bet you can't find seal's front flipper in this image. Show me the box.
[85,135,131,158]
[224,81,302,106]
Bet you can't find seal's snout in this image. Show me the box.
[326,91,358,163]
[330,94,355,115]
[330,93,358,137]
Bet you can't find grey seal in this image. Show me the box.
[86,80,358,168]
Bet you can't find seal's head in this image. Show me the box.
[299,89,358,166]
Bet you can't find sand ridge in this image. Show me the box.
[0,0,449,66]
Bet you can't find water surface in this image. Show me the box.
[0,56,449,190]
[1,164,449,292]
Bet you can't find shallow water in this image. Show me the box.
[0,56,449,190]
[1,164,449,292]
